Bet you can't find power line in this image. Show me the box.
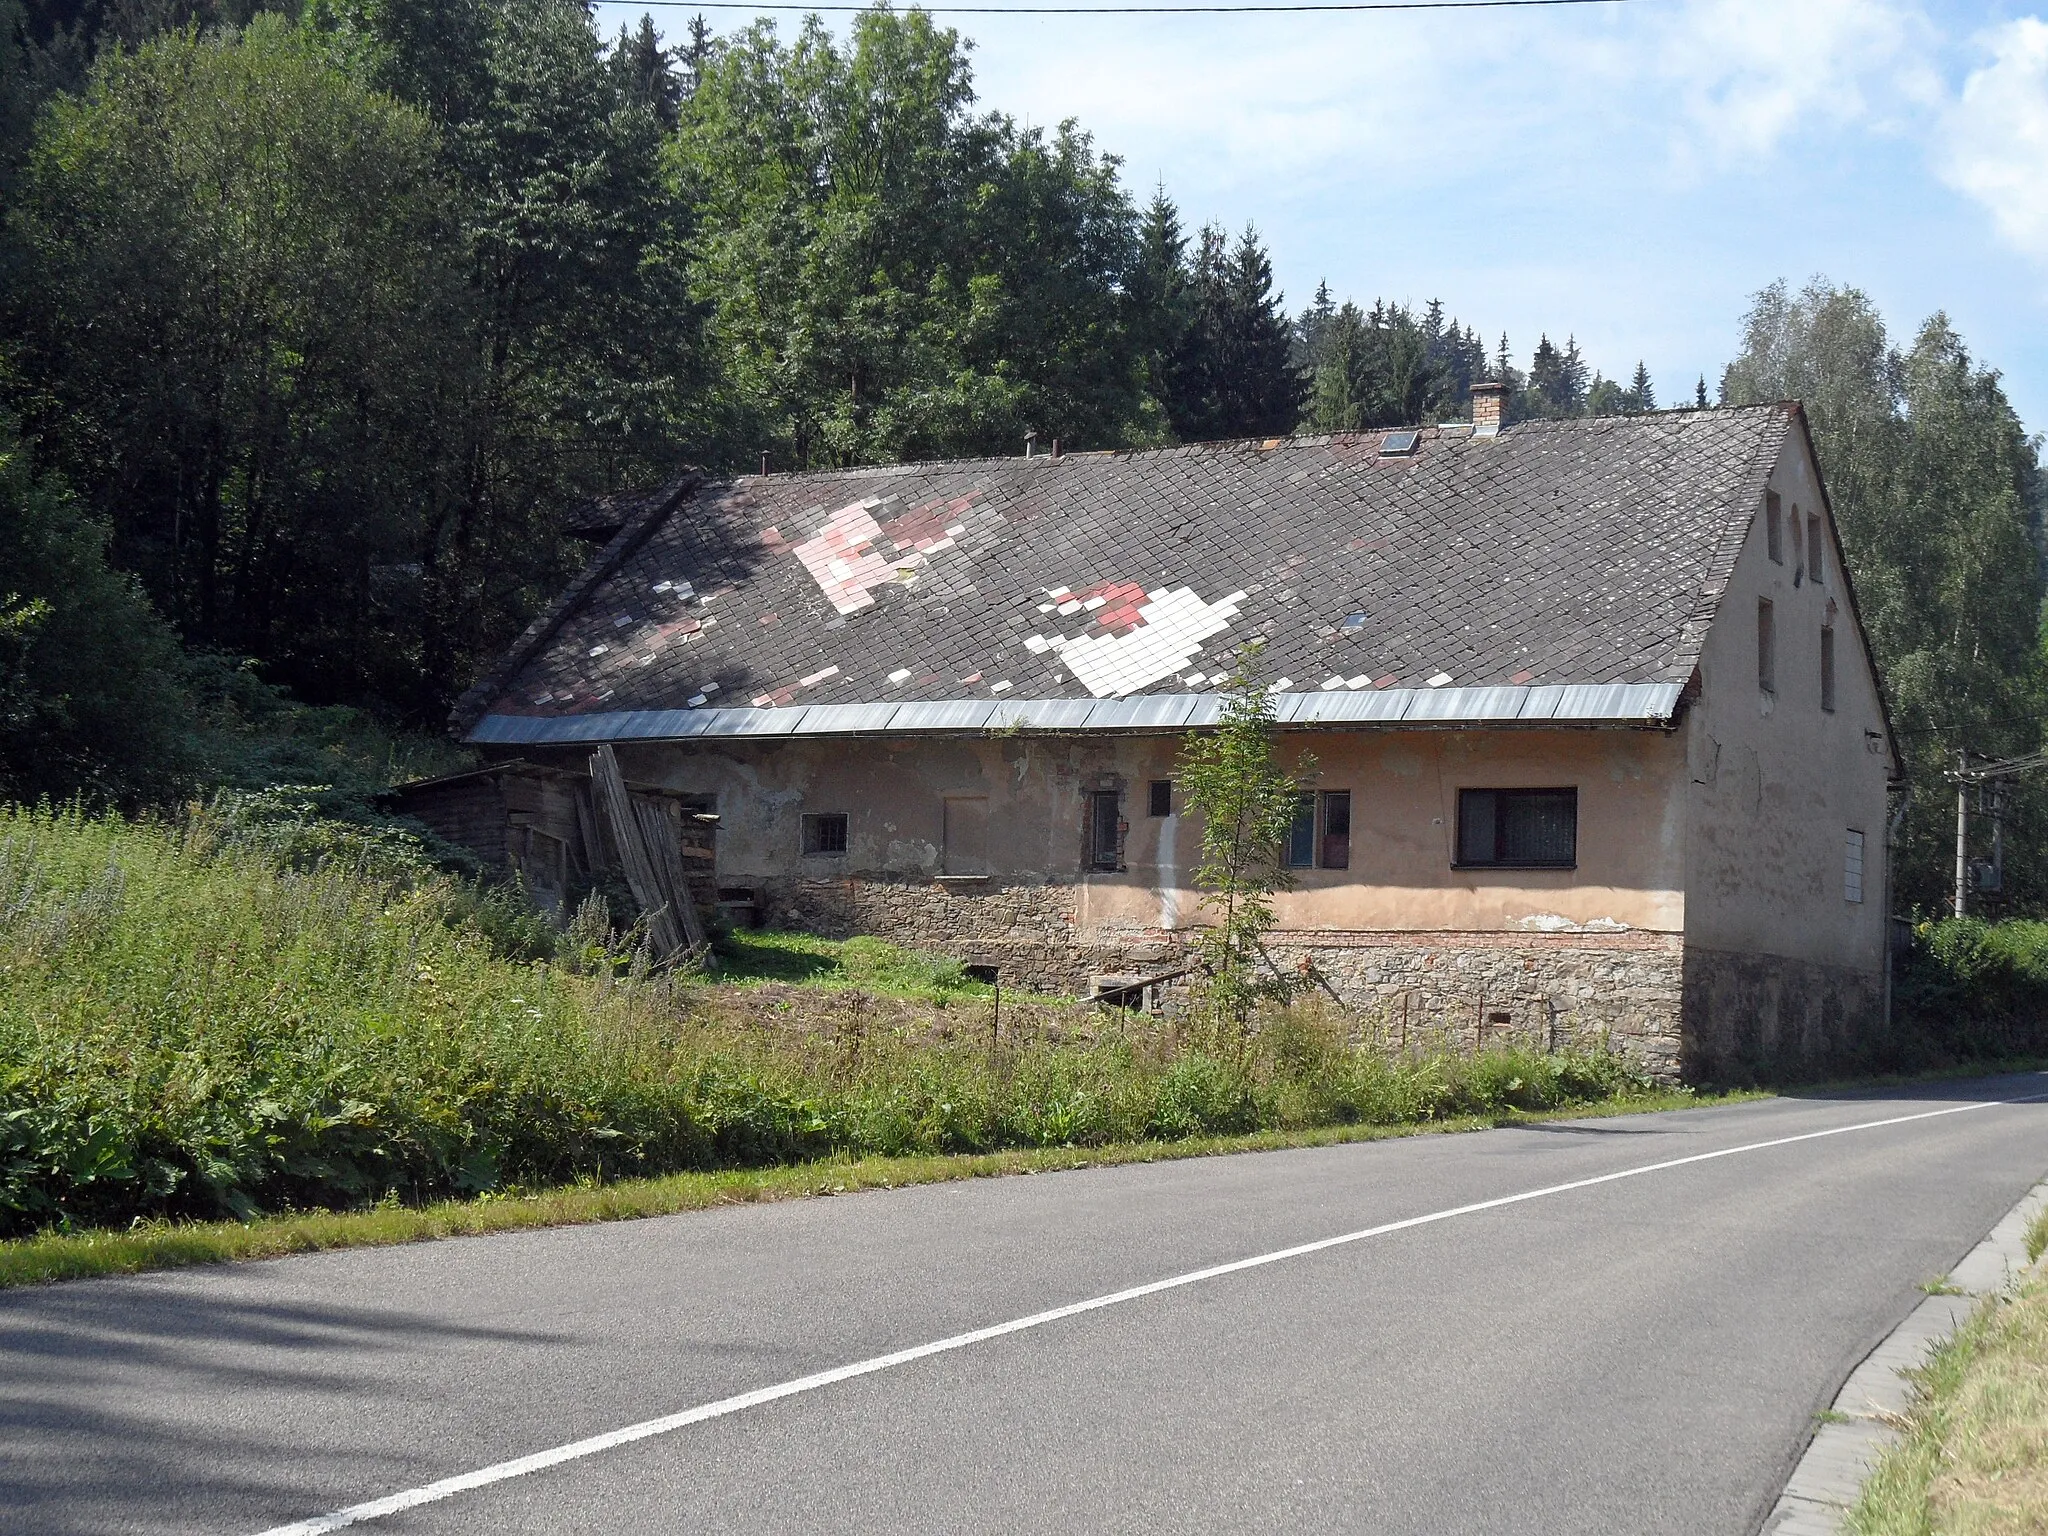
[621,0,1625,14]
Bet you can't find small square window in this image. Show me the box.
[802,812,848,855]
[1766,491,1784,563]
[1457,788,1577,868]
[1148,780,1173,817]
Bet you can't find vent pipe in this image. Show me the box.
[1024,432,1039,459]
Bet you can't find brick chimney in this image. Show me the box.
[1470,380,1506,437]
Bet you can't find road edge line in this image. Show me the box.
[1758,1172,2048,1535]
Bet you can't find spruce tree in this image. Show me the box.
[1628,360,1655,413]
[611,14,681,128]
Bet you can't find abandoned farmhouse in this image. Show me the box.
[423,389,1898,1082]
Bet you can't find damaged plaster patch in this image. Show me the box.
[1517,913,1634,934]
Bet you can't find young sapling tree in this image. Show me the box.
[1177,642,1314,1037]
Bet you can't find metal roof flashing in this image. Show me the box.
[469,682,1685,745]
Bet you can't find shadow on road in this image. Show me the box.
[0,1284,568,1534]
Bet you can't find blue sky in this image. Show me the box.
[597,0,2048,435]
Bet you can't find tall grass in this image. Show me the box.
[0,804,1656,1237]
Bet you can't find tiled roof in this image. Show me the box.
[454,407,1793,739]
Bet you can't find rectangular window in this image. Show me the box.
[1807,514,1824,586]
[1457,788,1578,868]
[1845,828,1865,903]
[1758,598,1776,693]
[1148,780,1173,817]
[802,812,848,856]
[944,796,990,876]
[1766,491,1784,563]
[1285,792,1316,868]
[1088,791,1122,871]
[1821,626,1836,712]
[1320,791,1352,871]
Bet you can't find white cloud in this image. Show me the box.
[1649,0,1936,167]
[1943,17,2048,262]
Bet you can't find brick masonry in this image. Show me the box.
[758,876,1886,1085]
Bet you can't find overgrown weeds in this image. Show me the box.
[0,803,1666,1240]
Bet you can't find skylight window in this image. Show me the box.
[1379,430,1420,458]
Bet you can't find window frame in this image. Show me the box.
[1758,597,1776,694]
[1807,514,1824,586]
[1821,624,1836,713]
[1320,790,1352,871]
[1148,780,1174,818]
[1765,491,1784,563]
[1087,790,1123,872]
[1844,828,1865,904]
[1454,787,1579,870]
[1283,790,1352,870]
[801,811,849,857]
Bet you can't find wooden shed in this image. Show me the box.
[382,759,717,945]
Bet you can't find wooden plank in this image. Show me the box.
[589,746,685,960]
[631,792,710,955]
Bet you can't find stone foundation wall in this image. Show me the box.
[751,879,1884,1085]
[1681,946,1886,1083]
[759,875,1147,995]
[1263,930,1686,1081]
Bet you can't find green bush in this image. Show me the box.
[1895,917,2048,1061]
[0,803,1660,1237]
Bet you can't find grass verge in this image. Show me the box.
[0,1085,1732,1289]
[1846,1270,2048,1536]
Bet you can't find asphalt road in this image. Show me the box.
[9,1077,2048,1536]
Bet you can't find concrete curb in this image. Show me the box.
[1758,1176,2048,1534]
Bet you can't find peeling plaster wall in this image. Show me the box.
[1681,432,1893,1071]
[585,726,1713,1077]
[605,725,1689,942]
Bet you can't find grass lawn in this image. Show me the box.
[1846,1210,2048,1534]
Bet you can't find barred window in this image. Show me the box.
[802,812,848,856]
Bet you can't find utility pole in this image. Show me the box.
[1948,747,2048,917]
[1956,749,1970,919]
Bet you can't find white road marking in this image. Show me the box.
[251,1091,2047,1535]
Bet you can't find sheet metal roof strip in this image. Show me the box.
[887,699,999,731]
[713,706,807,735]
[993,698,1097,730]
[1398,686,1528,723]
[789,702,903,734]
[1283,689,1416,725]
[1551,682,1682,720]
[1087,695,1200,729]
[466,680,1685,745]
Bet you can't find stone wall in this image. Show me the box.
[758,875,1147,994]
[750,879,1887,1085]
[1681,946,1887,1083]
[1264,930,1686,1081]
